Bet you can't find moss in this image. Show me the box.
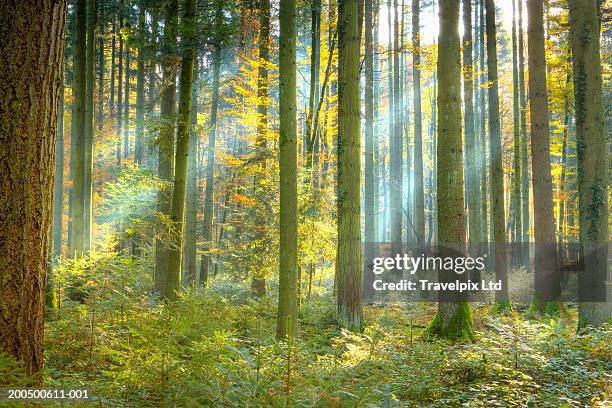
[425,302,475,342]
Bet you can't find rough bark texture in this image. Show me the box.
[135,6,146,166]
[518,0,529,261]
[429,0,473,341]
[511,0,521,251]
[569,0,610,327]
[276,0,299,338]
[154,0,178,295]
[527,0,560,310]
[336,0,363,332]
[0,0,66,378]
[485,0,509,306]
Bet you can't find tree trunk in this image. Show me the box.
[135,6,146,166]
[518,0,529,264]
[413,0,425,246]
[569,0,610,327]
[0,0,66,379]
[251,0,271,297]
[527,0,560,312]
[276,0,299,338]
[199,5,222,286]
[116,12,123,166]
[428,0,474,341]
[485,0,509,306]
[390,0,402,250]
[165,0,197,299]
[478,0,488,245]
[71,0,87,258]
[363,0,375,299]
[123,42,130,160]
[462,0,479,250]
[97,5,104,130]
[54,81,65,259]
[510,0,522,262]
[110,17,116,117]
[183,63,199,286]
[154,0,179,295]
[84,0,95,252]
[336,0,363,332]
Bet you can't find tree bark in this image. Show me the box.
[276,0,299,338]
[0,0,66,379]
[84,0,95,252]
[199,4,222,286]
[336,0,363,332]
[165,0,197,299]
[527,0,560,311]
[569,0,610,327]
[413,0,425,245]
[154,0,179,295]
[510,0,522,261]
[135,6,146,166]
[429,0,474,340]
[390,0,402,250]
[485,0,510,306]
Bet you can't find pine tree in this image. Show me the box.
[413,0,425,246]
[0,0,66,378]
[336,0,363,332]
[276,0,299,338]
[569,0,610,327]
[428,0,474,341]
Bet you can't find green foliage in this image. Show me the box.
[43,253,611,407]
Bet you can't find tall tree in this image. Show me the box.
[569,0,610,327]
[389,0,402,249]
[527,0,560,312]
[412,0,425,245]
[53,81,65,259]
[70,0,87,258]
[154,0,179,295]
[135,6,146,165]
[510,0,521,254]
[0,0,66,378]
[518,0,529,262]
[276,0,299,338]
[183,63,199,286]
[462,0,480,249]
[428,0,474,340]
[116,8,124,166]
[485,0,510,307]
[97,4,105,130]
[165,0,197,299]
[336,0,363,332]
[478,0,488,244]
[124,35,131,160]
[84,0,95,252]
[363,0,377,296]
[199,4,222,285]
[251,0,272,296]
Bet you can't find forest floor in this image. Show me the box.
[2,253,610,407]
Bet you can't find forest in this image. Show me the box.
[0,0,610,406]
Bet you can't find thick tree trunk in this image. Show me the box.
[485,0,510,306]
[478,0,488,245]
[154,0,178,295]
[527,0,560,312]
[428,0,473,341]
[336,0,363,332]
[569,0,610,327]
[165,0,197,299]
[276,0,299,338]
[0,0,66,379]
